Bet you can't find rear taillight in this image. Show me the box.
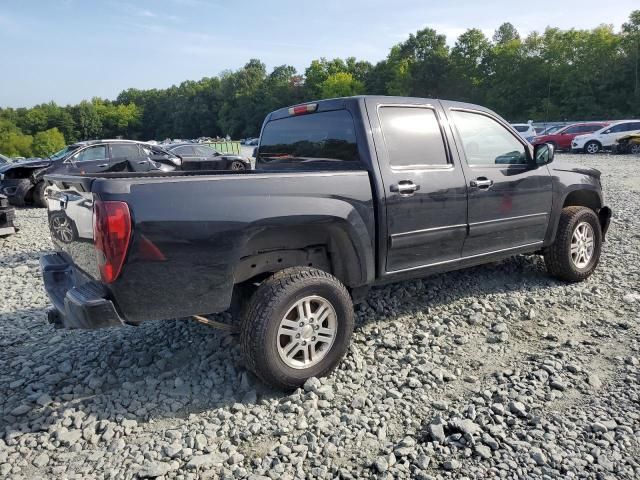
[288,103,317,116]
[93,200,132,283]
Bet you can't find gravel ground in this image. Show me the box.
[1,153,639,479]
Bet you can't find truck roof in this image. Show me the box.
[267,95,494,122]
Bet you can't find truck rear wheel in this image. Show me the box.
[240,267,354,390]
[544,206,602,282]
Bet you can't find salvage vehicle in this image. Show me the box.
[612,132,640,155]
[0,140,174,207]
[572,120,640,154]
[41,96,612,389]
[532,122,608,151]
[164,143,250,171]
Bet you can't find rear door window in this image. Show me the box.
[378,106,448,167]
[258,110,360,169]
[111,143,142,159]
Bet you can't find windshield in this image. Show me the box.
[543,125,563,134]
[50,145,80,161]
[512,125,530,132]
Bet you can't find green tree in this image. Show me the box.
[320,72,364,98]
[32,128,66,157]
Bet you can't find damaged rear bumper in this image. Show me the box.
[40,253,126,329]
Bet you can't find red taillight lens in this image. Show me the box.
[288,103,318,116]
[93,200,132,283]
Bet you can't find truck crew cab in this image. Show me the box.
[41,96,611,389]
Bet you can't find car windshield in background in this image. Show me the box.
[0,153,10,164]
[50,145,79,161]
[513,125,530,132]
[258,110,360,168]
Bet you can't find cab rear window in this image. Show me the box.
[257,110,360,170]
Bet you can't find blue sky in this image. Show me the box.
[1,0,637,107]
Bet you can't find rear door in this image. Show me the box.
[443,104,553,256]
[366,98,468,273]
[110,143,152,172]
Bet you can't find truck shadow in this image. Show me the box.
[0,254,568,437]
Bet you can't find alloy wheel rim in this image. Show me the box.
[587,143,598,154]
[631,144,640,155]
[52,217,73,242]
[276,295,337,369]
[571,221,595,269]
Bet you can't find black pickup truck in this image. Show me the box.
[41,96,611,389]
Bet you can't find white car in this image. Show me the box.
[510,123,536,143]
[572,120,640,154]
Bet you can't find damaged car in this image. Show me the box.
[164,143,251,171]
[0,140,177,207]
[612,132,640,155]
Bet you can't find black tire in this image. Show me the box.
[631,143,640,155]
[544,206,602,282]
[240,267,354,390]
[230,160,246,171]
[584,141,601,155]
[33,181,47,208]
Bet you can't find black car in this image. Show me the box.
[0,140,177,207]
[164,143,251,171]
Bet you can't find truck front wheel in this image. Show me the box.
[544,206,602,282]
[240,267,354,390]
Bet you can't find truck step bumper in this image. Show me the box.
[40,253,125,329]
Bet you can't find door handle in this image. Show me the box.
[97,164,108,168]
[470,177,493,189]
[137,161,148,164]
[390,181,420,196]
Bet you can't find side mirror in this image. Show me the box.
[534,143,554,165]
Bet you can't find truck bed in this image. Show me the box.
[44,169,376,325]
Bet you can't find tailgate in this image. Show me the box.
[45,176,100,280]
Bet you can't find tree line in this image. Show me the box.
[1,11,639,157]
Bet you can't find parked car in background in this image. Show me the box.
[164,143,251,171]
[0,154,11,165]
[540,125,565,135]
[532,122,608,151]
[511,123,536,142]
[0,140,173,207]
[572,120,640,154]
[612,132,640,155]
[41,95,611,389]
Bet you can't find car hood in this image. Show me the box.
[552,161,601,179]
[0,159,51,173]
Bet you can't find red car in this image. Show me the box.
[532,122,609,151]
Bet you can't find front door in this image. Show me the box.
[63,144,111,175]
[443,105,553,257]
[366,99,468,273]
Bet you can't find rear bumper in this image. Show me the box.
[40,253,125,329]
